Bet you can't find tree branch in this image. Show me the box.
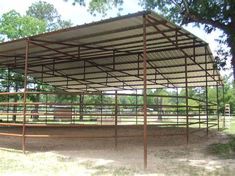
[182,0,189,14]
[183,12,228,31]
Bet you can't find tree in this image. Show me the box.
[0,10,46,40]
[27,1,73,31]
[67,0,235,81]
[64,0,123,15]
[0,2,72,121]
[206,73,235,114]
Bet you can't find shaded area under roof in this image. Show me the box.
[0,11,223,92]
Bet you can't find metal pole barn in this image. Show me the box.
[0,10,224,170]
[143,14,148,169]
[22,39,29,153]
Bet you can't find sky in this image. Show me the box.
[0,0,231,76]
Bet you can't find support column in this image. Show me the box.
[7,68,10,122]
[101,92,103,125]
[216,83,219,131]
[115,90,118,149]
[136,89,138,125]
[143,14,148,169]
[79,93,84,121]
[185,57,189,144]
[205,47,209,136]
[176,88,179,126]
[199,104,201,128]
[222,85,225,129]
[22,39,29,153]
[46,93,48,124]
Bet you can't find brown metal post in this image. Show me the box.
[79,93,84,121]
[22,39,29,153]
[199,104,201,128]
[222,85,225,129]
[205,47,209,136]
[71,95,73,124]
[216,83,219,130]
[143,14,148,169]
[7,68,10,122]
[45,93,48,124]
[185,57,189,144]
[136,89,138,125]
[101,92,103,125]
[176,88,179,126]
[115,90,118,148]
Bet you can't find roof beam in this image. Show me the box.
[146,15,216,82]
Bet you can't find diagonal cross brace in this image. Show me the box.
[139,54,176,88]
[30,41,136,90]
[30,40,164,89]
[146,15,216,82]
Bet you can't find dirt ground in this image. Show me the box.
[0,126,235,175]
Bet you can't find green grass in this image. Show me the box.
[208,136,235,159]
[207,118,235,159]
[224,119,235,134]
[0,149,135,176]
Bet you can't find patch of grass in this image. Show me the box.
[208,119,235,159]
[208,136,235,159]
[224,120,235,134]
[0,149,136,176]
[91,165,133,176]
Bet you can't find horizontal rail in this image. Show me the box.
[0,91,217,105]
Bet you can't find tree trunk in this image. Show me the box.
[231,34,235,82]
[228,17,235,82]
[228,32,235,82]
[232,50,235,82]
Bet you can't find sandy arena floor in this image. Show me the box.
[0,126,235,175]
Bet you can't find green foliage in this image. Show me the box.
[222,74,235,113]
[0,69,24,91]
[65,0,123,15]
[0,1,72,102]
[27,1,60,22]
[27,1,72,31]
[208,136,235,159]
[0,10,46,40]
[88,0,124,16]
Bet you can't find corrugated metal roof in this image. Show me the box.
[0,11,222,92]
